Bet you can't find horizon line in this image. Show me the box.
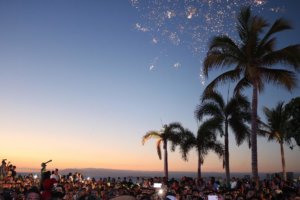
[17,167,300,174]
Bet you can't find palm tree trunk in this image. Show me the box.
[197,150,202,179]
[163,140,168,180]
[225,119,230,187]
[251,83,259,183]
[280,142,287,181]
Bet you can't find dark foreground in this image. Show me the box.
[1,170,300,200]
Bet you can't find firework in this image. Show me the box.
[131,0,283,84]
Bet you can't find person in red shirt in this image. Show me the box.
[41,171,57,200]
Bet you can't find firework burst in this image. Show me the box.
[131,0,284,85]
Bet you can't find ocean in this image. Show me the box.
[18,168,300,180]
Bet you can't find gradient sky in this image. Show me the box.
[0,0,299,174]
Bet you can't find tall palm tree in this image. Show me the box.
[202,7,300,180]
[195,90,250,187]
[261,102,293,181]
[142,122,184,180]
[180,118,224,179]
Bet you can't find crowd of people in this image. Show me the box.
[0,159,300,200]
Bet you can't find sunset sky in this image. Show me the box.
[0,0,299,174]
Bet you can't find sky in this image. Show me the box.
[0,0,299,174]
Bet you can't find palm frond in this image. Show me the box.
[256,116,270,138]
[164,122,184,134]
[257,37,276,56]
[260,67,298,91]
[156,139,162,160]
[257,129,270,138]
[203,52,239,77]
[164,122,184,146]
[235,94,251,110]
[201,90,225,110]
[229,116,250,146]
[285,97,300,147]
[142,131,161,145]
[262,45,300,71]
[260,18,292,48]
[211,141,224,159]
[237,6,251,43]
[234,78,252,95]
[195,102,223,121]
[203,69,242,96]
[179,129,196,161]
[262,102,291,144]
[225,94,250,116]
[209,36,239,50]
[159,122,185,152]
[170,139,180,152]
[251,16,268,34]
[198,118,223,137]
[208,36,242,62]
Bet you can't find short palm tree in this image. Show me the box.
[180,118,224,179]
[142,122,184,180]
[195,90,250,186]
[261,102,293,181]
[202,7,300,180]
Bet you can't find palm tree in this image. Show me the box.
[285,97,300,146]
[261,102,293,181]
[180,118,224,179]
[195,90,250,187]
[142,122,184,180]
[202,7,300,180]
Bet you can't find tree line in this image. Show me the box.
[142,7,300,187]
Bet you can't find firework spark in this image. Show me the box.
[131,0,283,82]
[149,56,159,71]
[173,62,181,68]
[135,23,149,32]
[149,65,155,71]
[152,37,158,44]
[186,6,197,19]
